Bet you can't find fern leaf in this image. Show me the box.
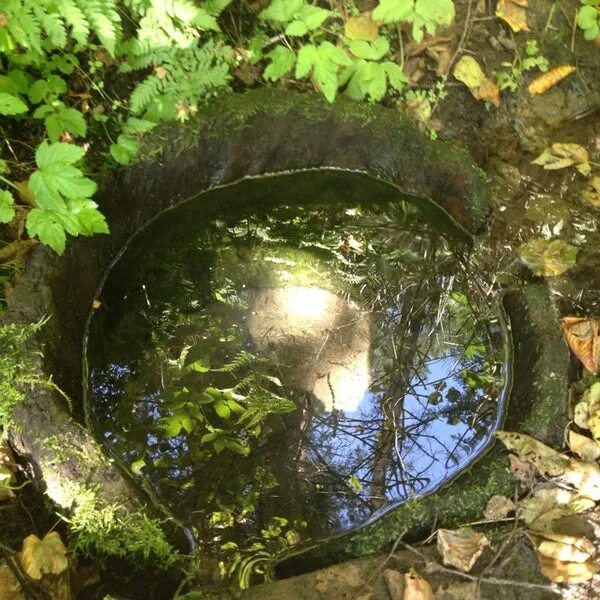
[8,2,43,54]
[77,0,122,56]
[58,0,90,46]
[129,75,162,114]
[36,7,68,49]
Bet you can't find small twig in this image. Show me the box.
[364,528,408,589]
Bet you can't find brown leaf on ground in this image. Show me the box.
[538,553,599,583]
[562,317,600,374]
[483,495,516,520]
[528,65,576,95]
[384,569,404,600]
[508,454,537,485]
[0,562,24,600]
[14,181,35,206]
[568,429,600,461]
[434,581,481,600]
[437,529,490,572]
[532,143,591,177]
[496,0,529,32]
[404,568,433,600]
[345,13,379,41]
[20,532,68,580]
[561,458,600,500]
[582,176,600,206]
[496,431,569,477]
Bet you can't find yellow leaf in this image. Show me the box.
[530,531,595,563]
[532,143,591,176]
[582,175,600,207]
[517,238,579,278]
[92,298,102,309]
[568,429,600,461]
[538,554,598,583]
[495,0,529,32]
[496,431,569,477]
[344,14,380,41]
[20,532,68,580]
[528,65,576,95]
[0,562,23,600]
[403,567,433,600]
[517,488,576,528]
[453,56,500,107]
[437,528,490,572]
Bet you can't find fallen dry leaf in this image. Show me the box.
[530,530,596,563]
[384,569,404,600]
[561,458,600,500]
[568,429,600,461]
[483,495,516,521]
[496,0,529,32]
[345,13,379,41]
[538,553,599,583]
[528,65,576,95]
[508,454,537,485]
[0,562,24,600]
[437,528,490,572]
[561,317,600,375]
[453,56,500,107]
[404,567,434,600]
[582,175,600,206]
[532,143,591,176]
[20,532,68,580]
[519,488,578,530]
[496,431,569,477]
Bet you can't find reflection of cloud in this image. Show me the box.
[247,286,370,412]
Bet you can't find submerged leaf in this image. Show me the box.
[453,56,500,107]
[517,238,579,278]
[528,65,576,95]
[532,143,591,176]
[20,532,68,580]
[582,175,600,207]
[437,528,490,572]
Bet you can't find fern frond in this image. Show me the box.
[35,7,68,49]
[129,75,162,114]
[76,0,122,56]
[7,1,43,54]
[214,351,256,374]
[58,0,90,46]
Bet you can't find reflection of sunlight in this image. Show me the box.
[285,286,333,321]
[248,286,371,413]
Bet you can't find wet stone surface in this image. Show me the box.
[85,176,508,558]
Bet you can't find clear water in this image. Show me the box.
[85,176,507,556]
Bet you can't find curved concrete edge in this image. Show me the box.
[2,90,492,552]
[274,282,569,577]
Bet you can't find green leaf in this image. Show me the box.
[109,134,139,165]
[29,142,96,211]
[64,199,109,235]
[285,20,309,36]
[0,93,28,116]
[44,105,87,142]
[578,5,599,30]
[259,0,304,23]
[131,458,146,475]
[0,190,16,224]
[346,37,390,60]
[372,0,414,24]
[296,44,318,79]
[517,238,579,278]
[298,4,331,30]
[187,357,211,372]
[296,42,351,102]
[26,208,66,254]
[203,0,234,16]
[383,61,408,91]
[214,399,231,420]
[28,76,67,104]
[263,46,296,81]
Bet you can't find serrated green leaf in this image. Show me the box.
[285,20,309,36]
[346,37,390,60]
[264,46,296,81]
[193,8,220,31]
[26,208,66,254]
[44,105,87,142]
[35,142,85,168]
[214,399,231,420]
[0,190,16,224]
[64,199,109,235]
[110,134,138,165]
[578,6,599,29]
[296,44,318,79]
[372,0,414,24]
[298,4,332,30]
[203,0,234,16]
[259,0,304,22]
[0,92,28,116]
[383,61,408,91]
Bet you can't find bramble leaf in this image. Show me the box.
[26,208,67,254]
[0,189,15,224]
[0,92,27,116]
